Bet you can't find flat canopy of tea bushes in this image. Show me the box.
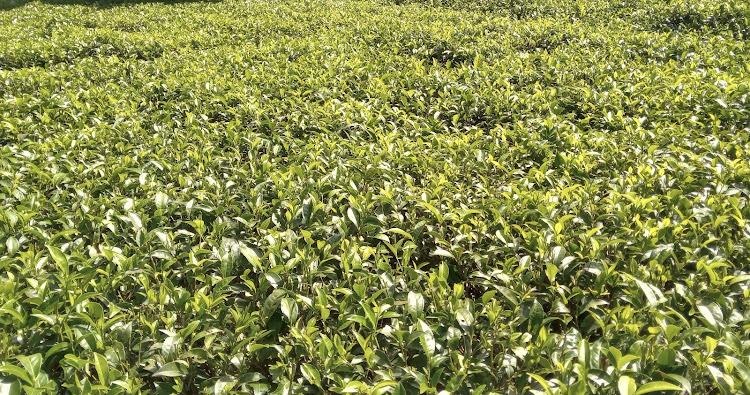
[0,0,749,393]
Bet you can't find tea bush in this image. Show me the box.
[0,0,749,393]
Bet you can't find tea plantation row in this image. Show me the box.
[0,0,749,393]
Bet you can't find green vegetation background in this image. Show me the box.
[0,0,749,393]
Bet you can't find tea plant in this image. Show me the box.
[0,0,749,393]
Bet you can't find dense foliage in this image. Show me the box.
[1,0,749,393]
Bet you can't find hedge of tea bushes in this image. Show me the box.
[0,0,749,393]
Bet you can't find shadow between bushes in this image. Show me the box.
[2,0,221,11]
